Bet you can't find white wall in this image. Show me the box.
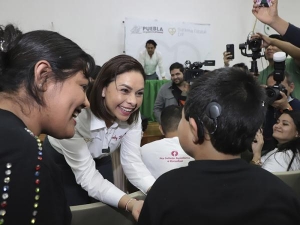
[1,0,300,76]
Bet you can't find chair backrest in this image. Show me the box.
[70,191,146,225]
[273,170,300,197]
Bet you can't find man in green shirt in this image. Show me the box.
[257,34,300,99]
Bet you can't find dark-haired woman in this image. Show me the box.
[44,55,153,221]
[252,111,300,171]
[0,24,95,224]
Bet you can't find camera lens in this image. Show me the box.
[266,88,276,98]
[265,86,283,105]
[249,38,262,52]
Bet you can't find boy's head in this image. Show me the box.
[160,105,182,136]
[178,67,265,156]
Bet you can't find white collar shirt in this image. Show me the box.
[138,49,166,78]
[48,108,155,207]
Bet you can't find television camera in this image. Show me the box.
[184,60,215,82]
[239,36,264,76]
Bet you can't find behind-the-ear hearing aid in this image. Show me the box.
[205,102,222,120]
[196,102,222,143]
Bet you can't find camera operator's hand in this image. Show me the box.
[252,0,289,37]
[271,91,290,110]
[251,33,271,49]
[223,52,232,67]
[252,0,278,26]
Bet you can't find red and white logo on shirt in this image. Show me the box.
[171,151,178,156]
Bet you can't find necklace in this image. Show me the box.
[0,128,43,224]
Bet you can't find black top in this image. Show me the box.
[284,23,300,48]
[0,109,71,225]
[138,159,300,225]
[171,83,186,107]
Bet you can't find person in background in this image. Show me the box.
[138,67,300,224]
[138,39,166,80]
[141,105,194,179]
[223,33,298,86]
[0,24,95,225]
[263,72,300,151]
[251,33,300,99]
[153,62,189,123]
[43,55,152,221]
[252,111,300,172]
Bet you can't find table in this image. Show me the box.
[141,122,164,146]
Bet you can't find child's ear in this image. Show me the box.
[189,117,199,144]
[158,125,164,136]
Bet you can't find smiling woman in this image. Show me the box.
[43,55,152,221]
[252,110,300,172]
[0,24,95,225]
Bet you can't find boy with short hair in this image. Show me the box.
[138,67,300,225]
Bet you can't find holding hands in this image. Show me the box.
[132,200,144,221]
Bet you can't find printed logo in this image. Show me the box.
[171,151,178,156]
[168,28,176,35]
[131,26,143,34]
[131,25,163,34]
[111,135,118,141]
[142,26,163,34]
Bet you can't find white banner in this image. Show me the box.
[124,18,212,78]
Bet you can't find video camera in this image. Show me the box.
[265,52,287,105]
[184,60,215,82]
[239,35,264,75]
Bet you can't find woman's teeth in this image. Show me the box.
[120,106,133,112]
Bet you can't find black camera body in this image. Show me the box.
[239,38,262,56]
[265,52,287,105]
[239,37,263,75]
[248,38,262,53]
[265,84,288,104]
[184,60,215,82]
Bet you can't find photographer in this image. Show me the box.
[253,33,300,99]
[263,71,300,151]
[153,62,189,123]
[252,0,300,48]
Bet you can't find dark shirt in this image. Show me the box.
[138,159,300,225]
[171,82,186,107]
[284,23,300,48]
[0,109,71,225]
